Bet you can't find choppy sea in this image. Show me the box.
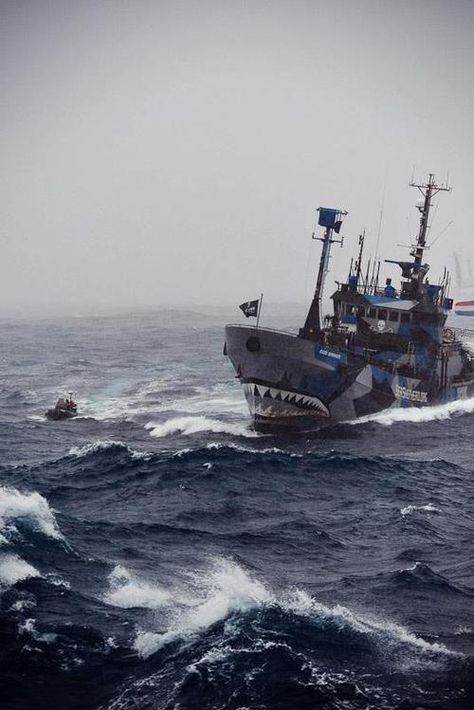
[1,312,473,709]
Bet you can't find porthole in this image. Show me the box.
[246,336,260,352]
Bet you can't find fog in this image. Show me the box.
[2,0,473,317]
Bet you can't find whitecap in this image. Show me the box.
[104,565,170,610]
[206,442,300,456]
[284,588,459,659]
[353,397,474,426]
[132,559,460,663]
[9,598,37,612]
[0,486,64,543]
[454,625,472,635]
[400,503,440,517]
[134,558,271,658]
[145,416,258,439]
[68,440,152,461]
[18,618,57,644]
[0,553,40,587]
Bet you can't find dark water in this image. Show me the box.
[1,313,473,709]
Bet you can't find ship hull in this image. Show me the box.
[225,325,474,424]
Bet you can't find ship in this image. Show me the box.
[46,393,78,420]
[224,174,474,425]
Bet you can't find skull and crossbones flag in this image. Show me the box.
[239,299,259,318]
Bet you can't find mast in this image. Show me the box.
[409,173,450,290]
[355,231,365,284]
[302,207,347,339]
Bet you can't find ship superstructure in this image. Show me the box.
[224,175,474,423]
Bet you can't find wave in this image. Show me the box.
[153,385,249,417]
[394,563,473,597]
[145,416,258,439]
[132,558,458,662]
[400,502,440,517]
[353,397,474,426]
[284,589,460,660]
[206,441,299,456]
[104,565,170,609]
[18,617,57,644]
[0,486,64,544]
[134,558,270,658]
[0,553,40,587]
[68,440,153,461]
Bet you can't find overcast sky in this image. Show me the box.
[1,0,473,316]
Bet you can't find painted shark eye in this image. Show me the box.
[246,336,260,352]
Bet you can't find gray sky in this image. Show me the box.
[2,0,473,316]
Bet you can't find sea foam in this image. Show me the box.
[145,416,258,439]
[68,440,152,461]
[104,565,170,609]
[284,588,459,660]
[0,486,64,543]
[400,503,440,517]
[353,397,474,426]
[134,558,270,658]
[0,553,40,587]
[133,558,459,662]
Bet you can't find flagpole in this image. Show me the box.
[256,293,264,329]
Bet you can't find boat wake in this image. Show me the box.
[353,396,474,426]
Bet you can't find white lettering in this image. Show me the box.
[318,348,341,360]
[394,384,428,403]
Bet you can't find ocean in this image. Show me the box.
[0,312,473,709]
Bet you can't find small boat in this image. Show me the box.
[46,393,78,420]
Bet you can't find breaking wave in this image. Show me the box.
[133,558,458,662]
[0,553,40,587]
[134,558,270,657]
[354,397,474,426]
[145,416,258,439]
[0,486,64,543]
[68,440,152,461]
[104,565,170,609]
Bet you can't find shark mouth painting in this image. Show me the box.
[243,382,330,417]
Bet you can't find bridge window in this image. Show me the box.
[378,309,387,320]
[389,311,399,322]
[368,307,376,318]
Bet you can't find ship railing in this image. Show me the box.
[337,284,402,299]
[226,323,299,337]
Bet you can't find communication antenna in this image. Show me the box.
[409,173,451,288]
[374,171,387,261]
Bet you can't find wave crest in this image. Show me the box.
[104,565,170,609]
[145,416,258,439]
[0,486,64,543]
[0,553,40,587]
[134,559,270,657]
[132,558,458,663]
[68,440,152,460]
[354,397,474,426]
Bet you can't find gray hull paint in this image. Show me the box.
[225,324,473,423]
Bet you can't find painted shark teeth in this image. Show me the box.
[245,382,329,417]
